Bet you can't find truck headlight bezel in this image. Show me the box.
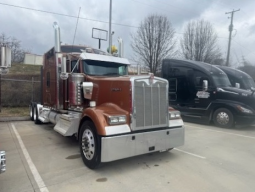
[236,105,253,114]
[108,115,127,125]
[169,111,181,119]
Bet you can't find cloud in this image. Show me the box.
[0,0,254,64]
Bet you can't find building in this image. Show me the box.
[24,53,43,65]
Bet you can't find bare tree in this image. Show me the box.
[0,33,10,46]
[0,33,29,63]
[131,14,176,74]
[181,19,222,64]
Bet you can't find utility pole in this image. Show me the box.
[225,9,240,66]
[109,0,112,54]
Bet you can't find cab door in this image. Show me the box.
[190,69,214,110]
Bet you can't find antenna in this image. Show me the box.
[71,7,81,52]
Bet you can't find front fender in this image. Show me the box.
[208,100,254,120]
[80,103,130,136]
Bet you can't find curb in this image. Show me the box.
[0,116,30,122]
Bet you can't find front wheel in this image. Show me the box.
[213,108,234,128]
[79,121,101,169]
[33,103,41,124]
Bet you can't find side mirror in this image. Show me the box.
[235,83,240,89]
[203,80,208,91]
[59,56,68,80]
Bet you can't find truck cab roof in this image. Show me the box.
[216,65,252,79]
[216,65,255,90]
[162,59,226,76]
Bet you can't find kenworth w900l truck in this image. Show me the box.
[30,23,184,169]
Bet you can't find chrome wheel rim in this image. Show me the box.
[82,129,95,160]
[216,112,229,125]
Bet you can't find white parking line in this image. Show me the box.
[11,123,49,192]
[174,148,206,159]
[186,124,255,140]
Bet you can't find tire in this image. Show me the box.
[29,102,34,121]
[33,103,41,124]
[213,108,234,128]
[79,121,101,169]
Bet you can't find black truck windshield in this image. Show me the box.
[82,60,128,76]
[212,73,232,87]
[243,77,255,89]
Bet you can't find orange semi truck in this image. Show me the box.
[30,23,184,169]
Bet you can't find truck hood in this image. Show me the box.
[218,87,253,96]
[218,86,255,110]
[86,75,131,113]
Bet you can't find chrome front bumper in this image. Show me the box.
[101,126,185,162]
[0,151,6,173]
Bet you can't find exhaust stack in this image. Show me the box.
[0,46,11,68]
[0,46,12,74]
[118,38,124,58]
[53,22,61,52]
[137,64,141,75]
[53,22,62,110]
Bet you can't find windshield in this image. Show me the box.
[212,73,232,87]
[243,77,255,89]
[82,60,128,76]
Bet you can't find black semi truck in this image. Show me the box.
[162,59,255,128]
[216,65,255,91]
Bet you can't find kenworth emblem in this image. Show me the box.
[111,88,121,91]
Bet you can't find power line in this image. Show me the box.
[72,7,81,47]
[0,2,230,40]
[130,0,171,14]
[232,39,255,58]
[0,2,140,29]
[150,0,188,12]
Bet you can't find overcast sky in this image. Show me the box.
[0,0,254,67]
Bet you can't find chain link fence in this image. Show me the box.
[0,74,41,107]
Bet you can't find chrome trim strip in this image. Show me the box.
[169,119,184,127]
[183,114,202,118]
[158,84,161,123]
[217,88,239,95]
[151,83,153,125]
[105,124,131,135]
[101,127,185,162]
[143,82,145,126]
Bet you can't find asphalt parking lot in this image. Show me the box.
[1,121,255,192]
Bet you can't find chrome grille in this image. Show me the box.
[132,77,168,131]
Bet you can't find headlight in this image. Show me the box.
[237,105,253,114]
[108,116,126,125]
[169,111,181,119]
